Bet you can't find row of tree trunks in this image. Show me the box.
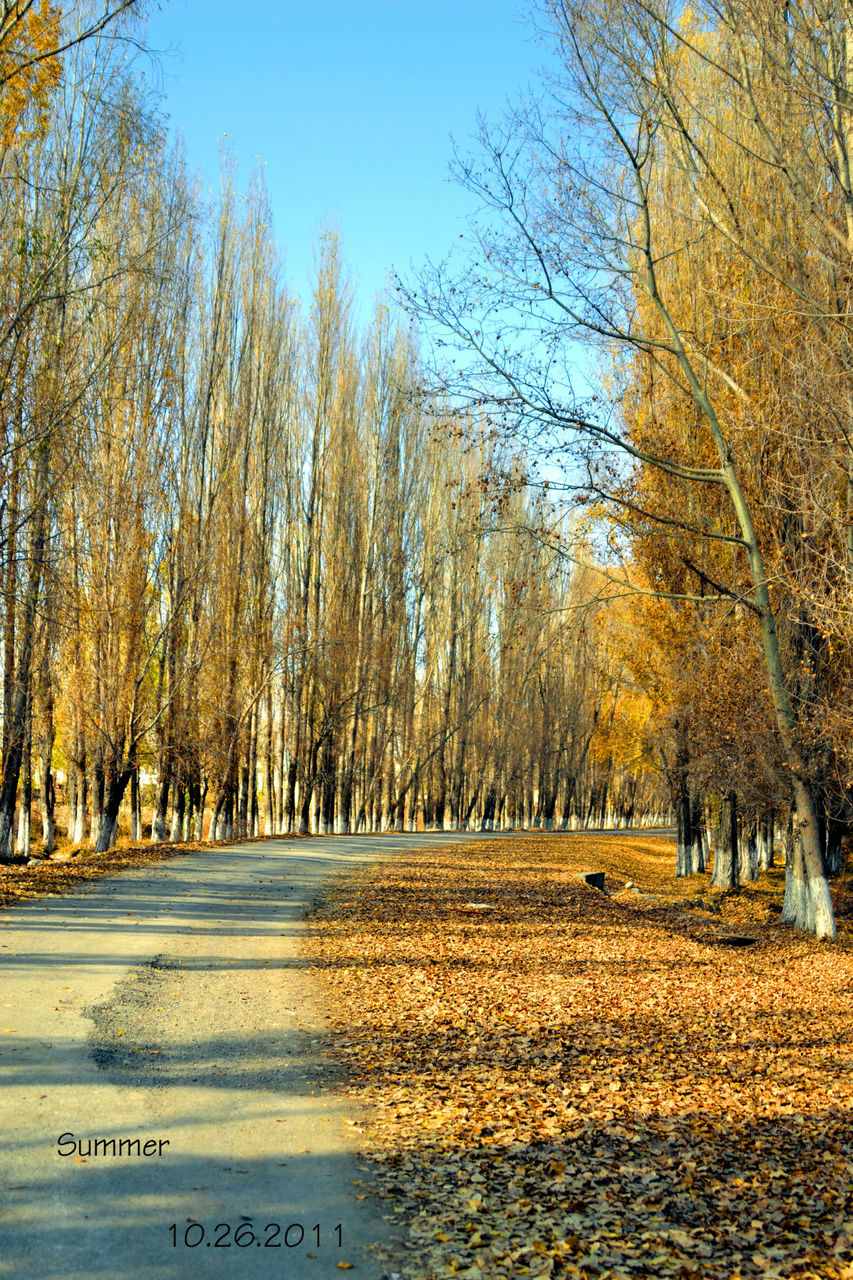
[677,787,851,928]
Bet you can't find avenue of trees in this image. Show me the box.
[6,0,850,941]
[403,0,853,938]
[0,3,667,870]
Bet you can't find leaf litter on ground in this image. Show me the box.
[306,833,853,1280]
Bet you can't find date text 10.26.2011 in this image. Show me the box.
[169,1222,343,1249]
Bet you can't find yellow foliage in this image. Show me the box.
[0,1,61,148]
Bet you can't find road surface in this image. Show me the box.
[0,831,524,1280]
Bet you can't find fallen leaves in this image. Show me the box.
[308,833,853,1280]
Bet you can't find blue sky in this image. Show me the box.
[144,0,546,315]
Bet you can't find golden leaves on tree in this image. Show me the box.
[0,1,61,148]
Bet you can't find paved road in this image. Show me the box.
[0,831,531,1280]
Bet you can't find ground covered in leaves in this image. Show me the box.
[307,833,853,1280]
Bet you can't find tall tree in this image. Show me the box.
[400,0,848,937]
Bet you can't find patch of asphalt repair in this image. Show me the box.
[87,956,344,1092]
[0,831,529,1280]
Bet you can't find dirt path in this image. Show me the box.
[0,832,519,1280]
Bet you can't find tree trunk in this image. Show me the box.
[690,793,707,873]
[741,817,760,882]
[91,756,105,849]
[17,704,32,859]
[264,695,276,836]
[757,810,775,869]
[826,814,844,876]
[481,786,497,831]
[151,771,169,842]
[0,462,48,863]
[285,757,298,834]
[196,776,207,841]
[675,782,693,877]
[73,762,88,844]
[711,791,739,891]
[39,676,55,856]
[130,766,141,842]
[237,729,251,840]
[223,782,234,842]
[94,766,132,854]
[789,779,835,936]
[319,734,335,835]
[170,777,185,842]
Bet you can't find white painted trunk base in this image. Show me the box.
[17,807,30,859]
[73,808,86,845]
[782,861,837,940]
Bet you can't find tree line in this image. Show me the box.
[404,0,853,938]
[0,3,669,865]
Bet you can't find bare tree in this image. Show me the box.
[400,0,845,936]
